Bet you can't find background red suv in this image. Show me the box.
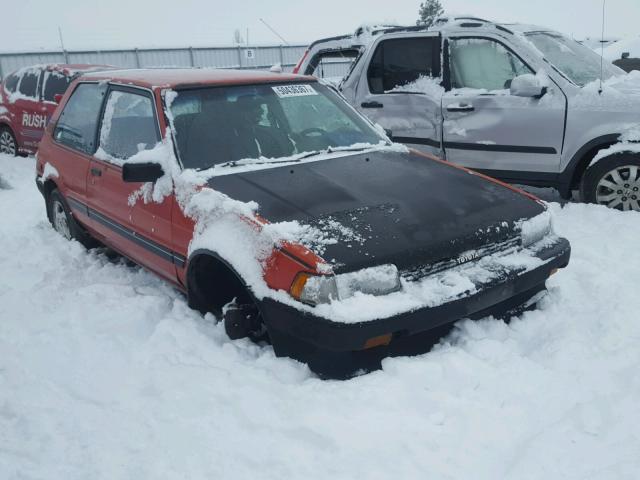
[0,64,112,156]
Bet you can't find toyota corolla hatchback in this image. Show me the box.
[35,68,570,377]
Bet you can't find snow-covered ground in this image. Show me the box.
[1,154,640,479]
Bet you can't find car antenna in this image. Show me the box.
[259,18,289,46]
[598,0,606,94]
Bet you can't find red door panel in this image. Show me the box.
[86,158,177,283]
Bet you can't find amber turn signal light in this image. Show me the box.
[363,333,393,350]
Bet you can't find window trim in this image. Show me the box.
[41,70,73,104]
[443,35,535,92]
[94,84,162,163]
[366,34,442,95]
[162,79,383,171]
[16,68,42,100]
[53,81,109,156]
[303,47,362,84]
[3,73,20,94]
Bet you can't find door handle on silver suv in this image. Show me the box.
[446,103,475,112]
[361,101,384,109]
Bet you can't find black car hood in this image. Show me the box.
[206,151,544,273]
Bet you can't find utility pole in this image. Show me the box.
[58,26,69,63]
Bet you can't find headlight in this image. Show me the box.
[290,264,402,306]
[520,211,552,247]
[290,273,339,306]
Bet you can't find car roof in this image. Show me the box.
[308,17,559,50]
[7,63,117,78]
[80,68,315,89]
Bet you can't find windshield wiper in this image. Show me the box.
[216,145,377,169]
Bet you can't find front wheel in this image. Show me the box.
[47,189,98,248]
[0,126,17,156]
[581,153,640,212]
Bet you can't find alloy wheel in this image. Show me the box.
[595,165,640,212]
[0,130,16,155]
[52,199,72,240]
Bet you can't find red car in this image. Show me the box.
[0,64,112,156]
[35,69,570,377]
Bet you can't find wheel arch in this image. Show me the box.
[42,178,61,221]
[186,249,261,317]
[560,134,620,196]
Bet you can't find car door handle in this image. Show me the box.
[90,167,102,177]
[446,103,475,112]
[361,101,384,109]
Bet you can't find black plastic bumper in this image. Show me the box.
[260,237,570,374]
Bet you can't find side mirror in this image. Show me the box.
[510,74,547,98]
[621,52,630,59]
[53,93,64,104]
[122,162,164,183]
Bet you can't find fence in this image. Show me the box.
[0,44,310,78]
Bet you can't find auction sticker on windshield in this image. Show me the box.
[272,84,318,98]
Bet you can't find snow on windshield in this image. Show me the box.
[526,32,620,86]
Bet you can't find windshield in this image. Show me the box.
[168,82,383,170]
[526,32,622,86]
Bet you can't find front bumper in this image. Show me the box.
[260,237,570,373]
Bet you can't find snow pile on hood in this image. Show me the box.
[573,71,640,109]
[603,36,640,61]
[590,125,640,167]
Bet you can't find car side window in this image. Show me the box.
[99,90,159,160]
[448,38,532,91]
[305,49,360,83]
[18,70,40,98]
[54,83,107,154]
[4,73,20,93]
[43,72,72,102]
[367,37,441,94]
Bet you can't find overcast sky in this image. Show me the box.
[1,0,638,52]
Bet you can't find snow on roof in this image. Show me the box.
[81,68,312,89]
[603,36,640,61]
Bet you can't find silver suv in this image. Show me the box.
[295,16,640,211]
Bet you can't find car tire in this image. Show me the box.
[0,126,17,156]
[48,189,99,248]
[580,152,640,212]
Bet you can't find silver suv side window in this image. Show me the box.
[367,37,441,94]
[99,90,159,160]
[449,38,532,91]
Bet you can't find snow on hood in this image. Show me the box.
[117,117,551,324]
[603,36,640,61]
[573,71,640,109]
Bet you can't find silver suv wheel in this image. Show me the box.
[0,129,16,156]
[595,165,640,211]
[52,199,72,240]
